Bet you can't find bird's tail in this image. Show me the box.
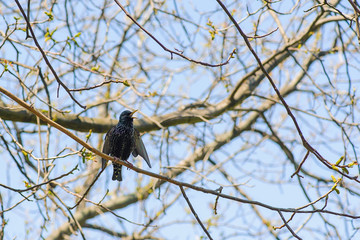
[112,163,123,181]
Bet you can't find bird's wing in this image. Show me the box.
[132,128,151,168]
[102,127,114,170]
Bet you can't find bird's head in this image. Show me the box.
[119,110,137,125]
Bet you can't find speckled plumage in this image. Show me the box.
[102,110,151,181]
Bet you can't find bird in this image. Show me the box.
[101,110,151,181]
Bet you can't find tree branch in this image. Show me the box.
[14,0,86,109]
[179,186,213,240]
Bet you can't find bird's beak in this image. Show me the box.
[129,110,137,118]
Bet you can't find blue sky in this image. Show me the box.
[1,0,360,239]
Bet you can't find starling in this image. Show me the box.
[102,110,151,181]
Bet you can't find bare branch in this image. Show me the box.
[113,0,236,67]
[179,186,213,240]
[14,0,86,109]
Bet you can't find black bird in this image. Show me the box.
[102,110,151,181]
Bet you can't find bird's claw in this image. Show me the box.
[114,157,133,169]
[125,160,133,170]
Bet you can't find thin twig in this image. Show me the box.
[274,212,295,230]
[247,27,279,39]
[14,0,86,109]
[179,186,213,240]
[0,194,6,240]
[214,186,223,215]
[215,0,344,176]
[54,182,155,226]
[291,151,310,178]
[278,211,302,240]
[113,0,236,67]
[0,165,78,193]
[69,79,125,92]
[51,191,86,240]
[70,167,106,209]
[350,0,360,45]
[347,0,360,14]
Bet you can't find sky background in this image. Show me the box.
[1,0,360,239]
